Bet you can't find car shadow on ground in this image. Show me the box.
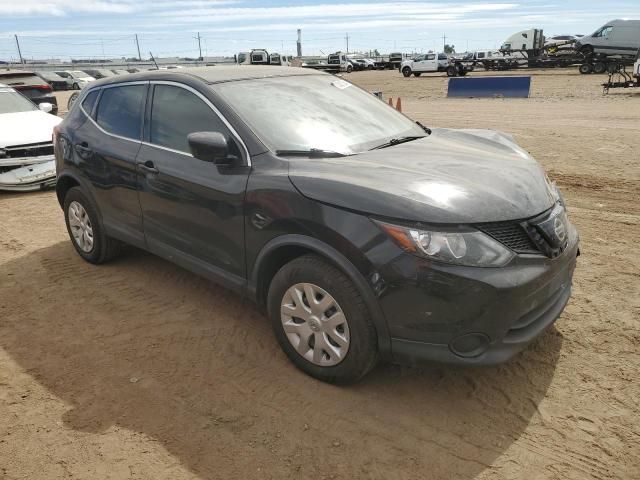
[0,242,563,479]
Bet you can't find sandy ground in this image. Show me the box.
[1,69,639,479]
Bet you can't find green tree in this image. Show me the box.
[444,44,456,54]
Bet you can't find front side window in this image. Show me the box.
[150,84,230,154]
[95,85,145,140]
[594,26,613,38]
[426,54,436,60]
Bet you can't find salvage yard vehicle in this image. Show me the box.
[0,84,60,191]
[54,70,96,90]
[54,66,579,383]
[36,70,73,91]
[302,52,353,73]
[575,19,640,57]
[0,70,58,115]
[400,53,450,76]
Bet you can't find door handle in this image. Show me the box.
[74,142,93,157]
[137,160,159,174]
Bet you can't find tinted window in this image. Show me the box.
[81,90,99,114]
[150,85,229,154]
[95,85,145,140]
[426,54,436,60]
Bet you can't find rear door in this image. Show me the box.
[74,82,147,246]
[136,82,251,288]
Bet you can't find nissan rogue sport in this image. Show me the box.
[54,66,579,383]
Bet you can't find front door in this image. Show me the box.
[136,83,251,288]
[415,54,438,72]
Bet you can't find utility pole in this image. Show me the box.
[297,29,302,57]
[135,34,142,61]
[345,32,350,53]
[14,34,24,65]
[442,33,447,52]
[194,32,202,59]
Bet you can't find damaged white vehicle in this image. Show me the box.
[0,84,61,192]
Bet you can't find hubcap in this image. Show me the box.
[68,201,94,253]
[280,283,350,366]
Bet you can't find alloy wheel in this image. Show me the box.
[68,201,94,252]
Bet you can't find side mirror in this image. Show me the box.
[39,102,53,113]
[187,131,233,164]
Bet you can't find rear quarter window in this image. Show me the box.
[95,85,146,140]
[81,90,99,115]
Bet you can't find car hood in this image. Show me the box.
[288,128,556,224]
[0,111,61,148]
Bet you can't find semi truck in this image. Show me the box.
[301,52,353,73]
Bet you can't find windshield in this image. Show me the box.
[213,74,424,154]
[0,88,38,114]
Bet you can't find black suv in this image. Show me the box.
[54,67,578,383]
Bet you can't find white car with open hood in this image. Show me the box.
[0,84,61,192]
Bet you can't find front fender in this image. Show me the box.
[249,234,392,360]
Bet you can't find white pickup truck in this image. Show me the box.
[400,53,449,77]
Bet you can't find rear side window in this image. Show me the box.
[95,85,145,140]
[81,90,99,114]
[150,85,230,154]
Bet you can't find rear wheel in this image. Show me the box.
[402,66,412,77]
[63,187,121,264]
[593,62,606,74]
[267,254,378,384]
[579,63,593,74]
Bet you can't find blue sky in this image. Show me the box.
[0,0,638,61]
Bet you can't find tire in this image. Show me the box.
[267,254,378,384]
[67,92,80,110]
[579,63,593,74]
[401,66,411,77]
[72,83,79,90]
[446,65,457,77]
[346,64,353,73]
[63,187,122,264]
[593,62,606,74]
[413,72,422,77]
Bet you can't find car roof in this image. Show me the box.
[91,65,324,88]
[0,69,37,77]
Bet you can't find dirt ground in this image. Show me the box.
[1,69,639,479]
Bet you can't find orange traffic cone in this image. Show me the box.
[395,97,402,112]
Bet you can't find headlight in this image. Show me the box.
[375,221,515,267]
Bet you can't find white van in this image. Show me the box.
[575,19,640,57]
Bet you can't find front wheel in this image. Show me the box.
[402,66,412,77]
[267,254,378,384]
[72,83,79,90]
[447,65,458,77]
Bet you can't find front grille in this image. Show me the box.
[3,142,54,159]
[477,221,540,254]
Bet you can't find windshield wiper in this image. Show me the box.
[275,148,347,158]
[416,121,432,135]
[369,136,426,150]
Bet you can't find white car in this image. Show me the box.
[54,70,96,90]
[400,53,449,77]
[0,84,61,191]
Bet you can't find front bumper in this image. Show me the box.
[377,225,579,366]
